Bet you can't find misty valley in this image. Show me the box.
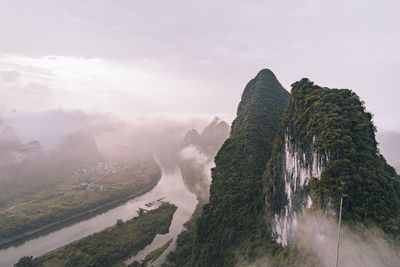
[0,70,400,267]
[0,114,230,266]
[0,129,161,245]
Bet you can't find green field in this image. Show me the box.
[0,158,161,244]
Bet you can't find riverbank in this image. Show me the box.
[21,203,177,266]
[0,168,197,267]
[0,172,161,248]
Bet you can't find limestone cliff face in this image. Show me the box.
[268,129,331,246]
[264,78,400,247]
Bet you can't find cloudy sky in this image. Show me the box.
[0,0,399,131]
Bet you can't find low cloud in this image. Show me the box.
[293,212,400,267]
[236,212,400,267]
[1,109,123,149]
[179,144,214,201]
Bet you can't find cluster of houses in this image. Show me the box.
[74,161,145,177]
[72,161,148,193]
[80,182,105,192]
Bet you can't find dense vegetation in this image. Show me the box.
[171,69,289,266]
[260,78,400,265]
[265,78,400,234]
[16,203,176,267]
[163,202,204,267]
[167,74,400,266]
[0,156,161,244]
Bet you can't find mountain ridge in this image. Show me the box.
[166,71,400,267]
[191,69,290,266]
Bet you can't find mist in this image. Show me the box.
[0,109,223,158]
[178,145,215,202]
[0,109,123,150]
[293,212,400,267]
[238,212,400,267]
[96,113,223,170]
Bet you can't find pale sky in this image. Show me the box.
[0,0,399,131]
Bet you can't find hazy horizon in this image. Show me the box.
[1,0,400,133]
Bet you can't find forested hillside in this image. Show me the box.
[164,69,289,266]
[166,73,400,267]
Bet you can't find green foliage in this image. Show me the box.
[14,256,40,267]
[26,203,176,267]
[137,208,146,217]
[264,78,400,259]
[190,69,290,266]
[168,74,400,267]
[116,219,124,227]
[163,202,204,267]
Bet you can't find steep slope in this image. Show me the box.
[191,69,290,266]
[264,78,400,248]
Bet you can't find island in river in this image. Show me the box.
[16,202,177,267]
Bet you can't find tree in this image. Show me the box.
[137,208,146,216]
[14,256,36,267]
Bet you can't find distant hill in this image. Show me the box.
[179,117,230,202]
[182,117,230,158]
[57,132,103,164]
[0,127,42,169]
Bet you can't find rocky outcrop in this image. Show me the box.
[269,130,330,246]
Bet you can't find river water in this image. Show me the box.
[0,167,197,267]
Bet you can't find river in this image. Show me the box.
[0,167,197,267]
